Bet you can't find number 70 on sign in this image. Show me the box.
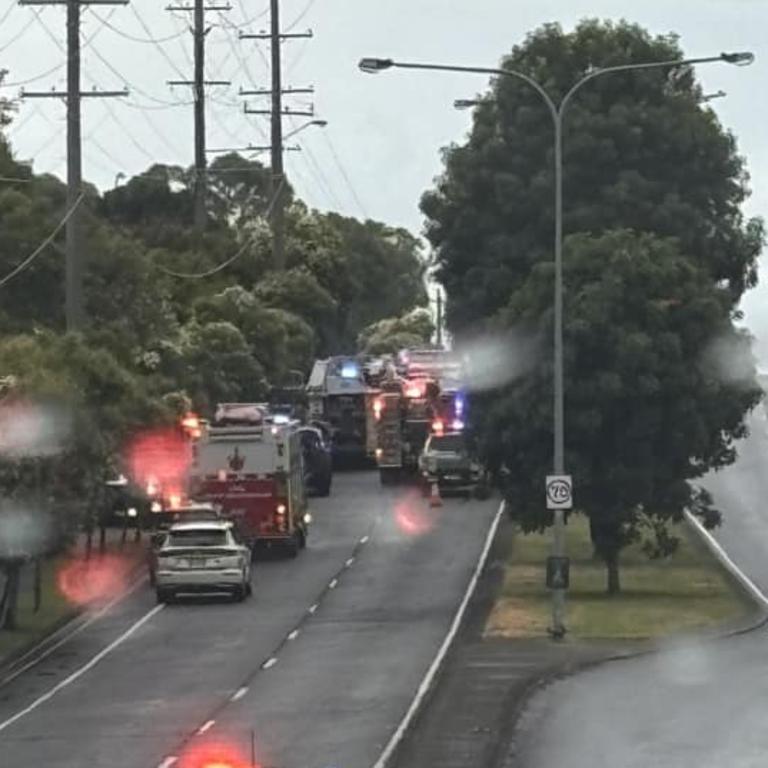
[546,475,573,510]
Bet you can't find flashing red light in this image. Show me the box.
[169,493,182,510]
[181,412,200,432]
[373,398,384,420]
[432,419,444,435]
[405,381,424,399]
[126,428,192,492]
[178,742,251,768]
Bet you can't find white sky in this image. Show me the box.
[1,0,766,359]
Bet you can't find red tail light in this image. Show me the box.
[432,419,444,435]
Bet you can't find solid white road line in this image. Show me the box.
[328,578,338,589]
[370,500,506,768]
[157,757,178,768]
[345,557,355,567]
[262,657,278,670]
[231,686,249,702]
[308,603,318,614]
[685,509,768,608]
[287,629,299,641]
[0,603,165,734]
[0,574,148,689]
[197,720,215,735]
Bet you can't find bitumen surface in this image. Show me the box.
[0,471,498,768]
[514,412,768,768]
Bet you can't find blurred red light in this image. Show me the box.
[56,554,131,606]
[126,428,192,493]
[432,419,444,435]
[178,742,251,768]
[181,412,200,431]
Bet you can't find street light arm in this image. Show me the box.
[386,60,559,122]
[559,53,748,115]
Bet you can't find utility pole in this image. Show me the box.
[20,0,129,332]
[166,2,231,232]
[240,1,312,270]
[435,288,443,348]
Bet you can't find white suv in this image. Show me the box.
[155,520,252,604]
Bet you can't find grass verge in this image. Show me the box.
[485,515,755,640]
[0,556,76,661]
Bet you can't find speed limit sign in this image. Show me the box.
[546,475,573,510]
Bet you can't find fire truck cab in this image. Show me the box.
[189,403,309,558]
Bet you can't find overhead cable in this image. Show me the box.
[0,193,84,288]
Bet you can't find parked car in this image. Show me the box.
[298,425,333,497]
[154,520,253,603]
[418,431,489,498]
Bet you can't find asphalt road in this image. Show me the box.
[0,471,497,768]
[516,412,768,768]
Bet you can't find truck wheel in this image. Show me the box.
[285,534,300,559]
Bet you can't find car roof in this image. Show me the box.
[168,520,232,532]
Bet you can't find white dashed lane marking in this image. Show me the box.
[308,603,318,614]
[345,557,355,567]
[158,757,178,768]
[197,720,215,735]
[262,657,278,670]
[360,535,369,544]
[231,686,248,702]
[329,578,338,589]
[287,629,299,641]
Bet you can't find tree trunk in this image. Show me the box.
[0,562,23,630]
[33,557,42,613]
[606,550,621,595]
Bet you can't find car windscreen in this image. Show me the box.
[167,529,229,548]
[430,435,466,453]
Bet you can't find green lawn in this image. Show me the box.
[486,516,754,640]
[0,557,76,661]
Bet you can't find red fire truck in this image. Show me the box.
[189,404,310,557]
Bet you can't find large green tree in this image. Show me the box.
[422,19,763,332]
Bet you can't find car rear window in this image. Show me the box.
[167,529,229,547]
[430,435,465,452]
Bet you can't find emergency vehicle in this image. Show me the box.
[306,357,379,463]
[372,350,467,484]
[188,403,310,558]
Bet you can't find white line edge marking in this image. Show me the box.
[262,657,278,669]
[345,557,355,567]
[329,578,338,589]
[0,603,164,734]
[197,720,215,735]
[231,686,248,701]
[360,535,369,544]
[158,757,178,768]
[0,574,148,689]
[370,500,505,768]
[684,509,768,608]
[287,629,299,641]
[308,603,318,614]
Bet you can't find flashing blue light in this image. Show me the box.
[272,414,290,425]
[454,395,465,417]
[341,362,359,379]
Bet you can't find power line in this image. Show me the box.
[0,193,84,289]
[130,4,188,81]
[158,178,284,279]
[0,14,37,54]
[1,63,62,89]
[285,0,317,32]
[86,9,186,44]
[0,1,17,28]
[321,130,368,218]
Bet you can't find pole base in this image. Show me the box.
[547,624,567,641]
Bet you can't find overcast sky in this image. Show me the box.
[2,0,767,359]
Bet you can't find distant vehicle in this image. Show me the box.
[306,357,379,464]
[190,403,310,557]
[418,430,489,498]
[154,520,252,604]
[297,426,332,497]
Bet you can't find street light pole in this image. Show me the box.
[359,50,754,639]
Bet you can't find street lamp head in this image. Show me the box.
[311,119,329,127]
[359,57,394,74]
[454,98,480,110]
[721,51,755,66]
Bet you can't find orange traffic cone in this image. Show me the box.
[429,481,442,507]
